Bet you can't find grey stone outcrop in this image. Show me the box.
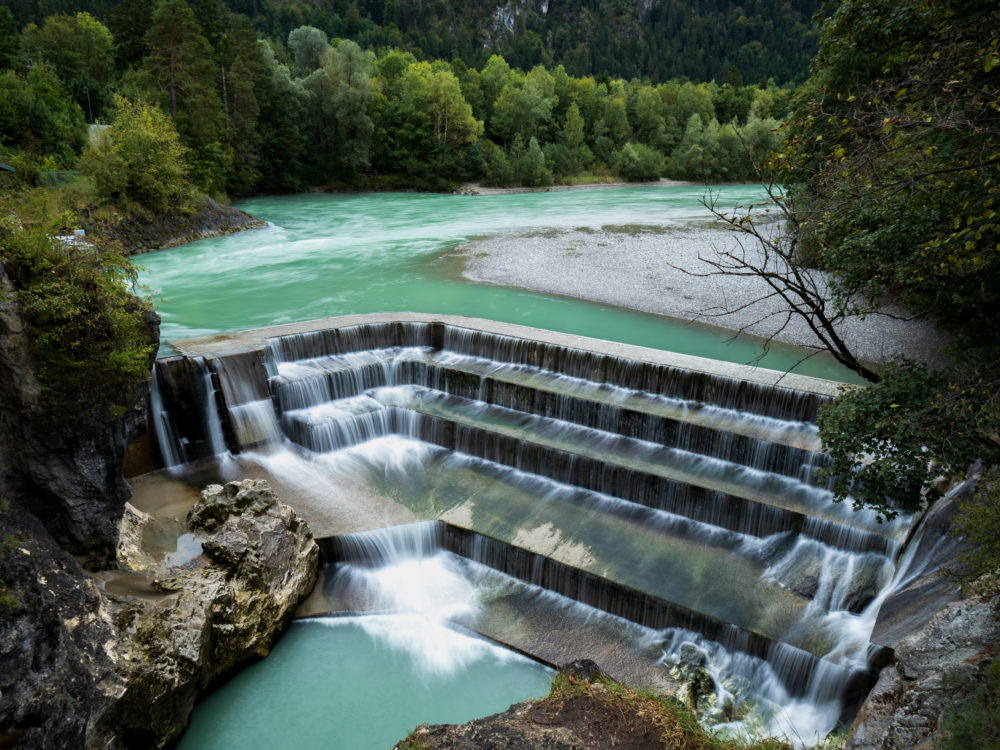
[84,197,265,255]
[0,479,318,749]
[847,595,999,749]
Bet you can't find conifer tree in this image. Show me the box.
[142,0,231,193]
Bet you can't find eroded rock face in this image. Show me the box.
[0,479,318,750]
[847,595,1000,750]
[0,268,159,563]
[0,504,125,749]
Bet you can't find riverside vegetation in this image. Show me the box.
[1,0,999,747]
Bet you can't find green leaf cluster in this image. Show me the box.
[940,659,1000,750]
[774,0,1000,513]
[0,211,155,425]
[818,357,999,516]
[80,96,194,213]
[951,472,1000,594]
[0,63,87,172]
[779,0,1000,337]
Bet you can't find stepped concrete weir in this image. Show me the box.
[143,313,927,744]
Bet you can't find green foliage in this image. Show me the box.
[951,473,1000,595]
[3,2,799,194]
[141,0,231,194]
[5,0,819,87]
[614,141,663,182]
[287,25,327,75]
[0,6,23,71]
[779,0,1000,340]
[0,64,87,169]
[81,96,194,213]
[22,12,115,120]
[0,496,17,610]
[108,0,155,71]
[775,0,1000,515]
[0,210,155,424]
[940,660,1000,750]
[818,356,1000,517]
[515,136,551,187]
[545,669,792,750]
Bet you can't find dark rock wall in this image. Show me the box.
[0,268,159,561]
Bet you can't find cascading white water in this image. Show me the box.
[150,363,185,468]
[195,357,228,456]
[154,321,931,747]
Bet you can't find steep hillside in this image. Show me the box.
[5,0,820,84]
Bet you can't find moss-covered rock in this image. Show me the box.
[397,661,791,750]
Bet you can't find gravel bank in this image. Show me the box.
[455,224,950,367]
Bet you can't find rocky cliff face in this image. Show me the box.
[845,482,1000,749]
[0,503,123,749]
[0,268,158,561]
[846,594,1000,750]
[0,479,318,749]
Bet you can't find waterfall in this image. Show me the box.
[150,363,184,468]
[153,319,920,746]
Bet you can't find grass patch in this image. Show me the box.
[0,498,20,610]
[600,223,674,236]
[560,172,622,186]
[396,666,794,750]
[546,671,792,750]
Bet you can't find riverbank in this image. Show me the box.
[398,661,791,750]
[85,196,265,255]
[451,223,951,369]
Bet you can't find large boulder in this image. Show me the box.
[0,479,319,749]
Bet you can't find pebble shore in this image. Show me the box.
[456,224,950,367]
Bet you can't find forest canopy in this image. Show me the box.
[3,0,821,86]
[0,1,799,195]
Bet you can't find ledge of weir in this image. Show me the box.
[168,312,849,399]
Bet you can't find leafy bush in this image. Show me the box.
[615,141,664,182]
[81,96,194,213]
[0,64,87,169]
[952,472,1000,595]
[515,137,551,187]
[817,354,1000,518]
[0,209,156,424]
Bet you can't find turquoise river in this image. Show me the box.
[139,184,862,383]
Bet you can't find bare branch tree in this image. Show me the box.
[667,180,886,383]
